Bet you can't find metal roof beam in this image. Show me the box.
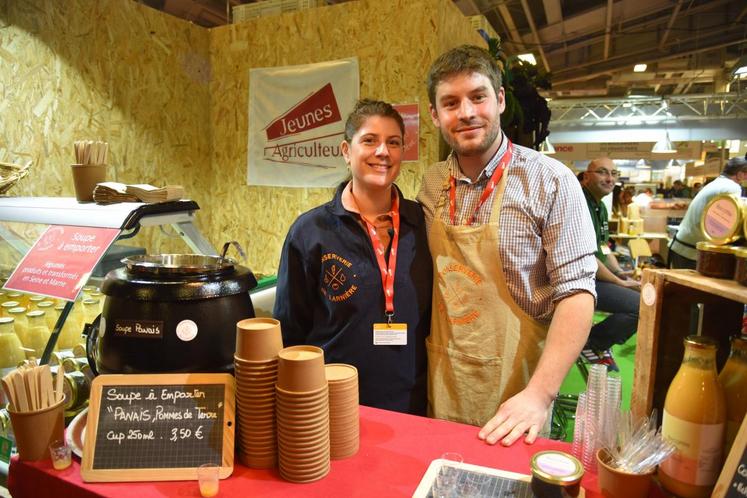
[658,0,684,50]
[519,0,550,72]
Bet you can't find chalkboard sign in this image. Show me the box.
[81,373,235,482]
[714,414,747,498]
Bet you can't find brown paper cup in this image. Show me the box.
[71,164,106,202]
[235,318,283,361]
[8,398,65,461]
[277,346,326,393]
[597,448,653,498]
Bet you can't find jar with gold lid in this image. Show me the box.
[701,193,743,244]
[696,242,736,279]
[530,450,584,498]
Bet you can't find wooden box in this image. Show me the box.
[631,269,746,419]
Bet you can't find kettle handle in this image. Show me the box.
[84,314,101,377]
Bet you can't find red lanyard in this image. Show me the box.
[449,141,514,226]
[350,189,400,321]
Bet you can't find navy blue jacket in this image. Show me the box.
[274,183,431,415]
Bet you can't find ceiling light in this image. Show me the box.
[539,137,555,155]
[652,131,677,153]
[517,53,537,65]
[636,159,651,169]
[634,64,647,72]
[732,55,747,78]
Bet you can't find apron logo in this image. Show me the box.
[320,253,358,302]
[438,262,482,325]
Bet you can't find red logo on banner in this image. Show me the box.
[265,83,342,141]
[4,226,120,301]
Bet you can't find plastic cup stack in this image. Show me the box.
[582,364,607,470]
[571,391,587,461]
[603,375,622,450]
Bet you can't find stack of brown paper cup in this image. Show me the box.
[276,345,330,483]
[325,363,360,459]
[234,318,283,469]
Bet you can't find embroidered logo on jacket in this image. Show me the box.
[321,253,358,302]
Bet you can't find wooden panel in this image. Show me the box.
[632,269,744,419]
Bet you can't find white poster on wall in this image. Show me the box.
[248,57,359,187]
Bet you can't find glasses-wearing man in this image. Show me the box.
[417,45,597,447]
[580,158,640,372]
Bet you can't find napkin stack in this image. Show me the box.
[93,182,185,204]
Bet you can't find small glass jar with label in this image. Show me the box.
[530,450,583,498]
[696,242,735,279]
[62,370,91,411]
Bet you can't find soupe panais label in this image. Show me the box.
[660,409,724,485]
[112,319,163,339]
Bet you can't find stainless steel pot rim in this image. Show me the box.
[122,254,236,275]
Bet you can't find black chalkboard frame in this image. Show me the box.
[714,413,747,498]
[81,373,235,483]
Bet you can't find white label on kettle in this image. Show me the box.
[100,316,106,337]
[176,320,198,342]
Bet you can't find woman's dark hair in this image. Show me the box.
[344,99,405,143]
[723,156,747,177]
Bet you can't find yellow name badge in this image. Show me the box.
[373,323,407,346]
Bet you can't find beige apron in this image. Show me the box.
[426,160,549,427]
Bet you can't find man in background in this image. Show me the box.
[670,157,747,268]
[581,158,640,371]
[418,45,597,447]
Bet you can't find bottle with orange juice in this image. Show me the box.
[718,335,747,456]
[659,335,726,498]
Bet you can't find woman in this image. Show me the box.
[273,99,431,415]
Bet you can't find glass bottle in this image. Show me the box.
[0,317,25,368]
[7,293,27,308]
[25,310,51,359]
[82,298,100,324]
[659,336,726,498]
[28,295,45,310]
[57,300,84,350]
[718,335,747,456]
[1,301,20,317]
[37,301,57,330]
[7,307,29,353]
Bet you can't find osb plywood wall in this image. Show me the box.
[209,0,481,274]
[0,0,210,256]
[1,0,481,276]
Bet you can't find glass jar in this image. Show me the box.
[7,307,29,352]
[7,292,27,308]
[62,370,90,411]
[82,298,100,323]
[56,300,84,350]
[529,450,583,498]
[696,242,736,279]
[718,335,747,457]
[660,336,726,498]
[26,310,52,358]
[1,301,20,317]
[36,301,57,330]
[27,295,45,310]
[0,317,25,369]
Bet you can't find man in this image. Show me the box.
[580,158,640,371]
[668,180,690,199]
[417,45,597,447]
[670,157,747,268]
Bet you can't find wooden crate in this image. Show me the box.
[631,269,746,419]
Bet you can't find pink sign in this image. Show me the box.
[393,103,420,162]
[4,226,120,302]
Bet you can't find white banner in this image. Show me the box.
[248,58,359,187]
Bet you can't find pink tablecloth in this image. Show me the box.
[8,405,664,497]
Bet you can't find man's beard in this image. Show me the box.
[444,117,502,157]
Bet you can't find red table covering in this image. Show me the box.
[8,405,664,497]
